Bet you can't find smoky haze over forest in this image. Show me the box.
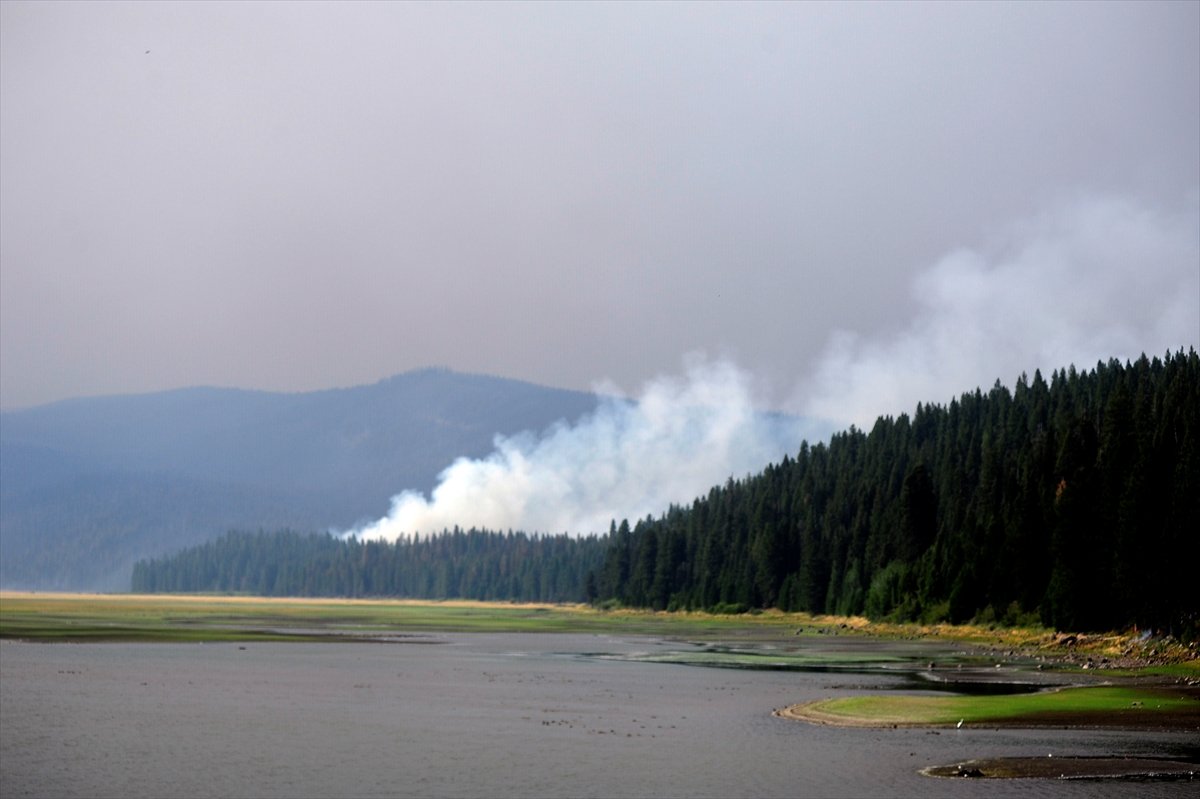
[351,358,825,541]
[1,2,1197,421]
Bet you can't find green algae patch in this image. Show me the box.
[777,685,1200,729]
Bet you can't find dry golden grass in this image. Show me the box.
[2,592,1193,667]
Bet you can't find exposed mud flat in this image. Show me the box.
[923,756,1198,780]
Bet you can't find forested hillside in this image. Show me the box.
[133,352,1199,636]
[593,350,1199,634]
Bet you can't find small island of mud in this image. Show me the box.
[922,756,1198,781]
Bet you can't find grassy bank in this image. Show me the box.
[1,592,1195,670]
[777,685,1200,730]
[0,591,810,642]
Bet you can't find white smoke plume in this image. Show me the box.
[800,192,1200,429]
[351,357,818,541]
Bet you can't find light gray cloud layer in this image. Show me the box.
[2,2,1197,410]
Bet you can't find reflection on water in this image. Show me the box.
[1,636,1193,798]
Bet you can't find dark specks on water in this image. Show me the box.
[1,635,1194,798]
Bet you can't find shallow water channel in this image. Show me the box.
[1,634,1194,798]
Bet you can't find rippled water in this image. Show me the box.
[1,636,1194,798]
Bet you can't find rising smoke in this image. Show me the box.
[351,357,821,541]
[799,192,1200,428]
[350,193,1198,541]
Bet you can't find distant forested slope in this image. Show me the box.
[133,351,1199,636]
[133,528,607,604]
[1,369,600,590]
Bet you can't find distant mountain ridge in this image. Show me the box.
[0,369,602,590]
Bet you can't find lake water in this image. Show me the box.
[1,635,1195,798]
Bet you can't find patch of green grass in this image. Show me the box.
[1078,659,1200,679]
[1142,659,1200,679]
[809,686,1197,725]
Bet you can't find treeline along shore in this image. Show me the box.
[134,529,607,605]
[134,350,1199,637]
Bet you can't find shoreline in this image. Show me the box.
[2,591,1197,670]
[774,686,1200,732]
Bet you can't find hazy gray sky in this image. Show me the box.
[2,1,1197,416]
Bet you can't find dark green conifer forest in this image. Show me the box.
[133,528,608,604]
[134,351,1199,635]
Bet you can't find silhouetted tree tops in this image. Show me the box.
[134,351,1198,635]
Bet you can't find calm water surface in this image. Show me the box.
[1,635,1194,798]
